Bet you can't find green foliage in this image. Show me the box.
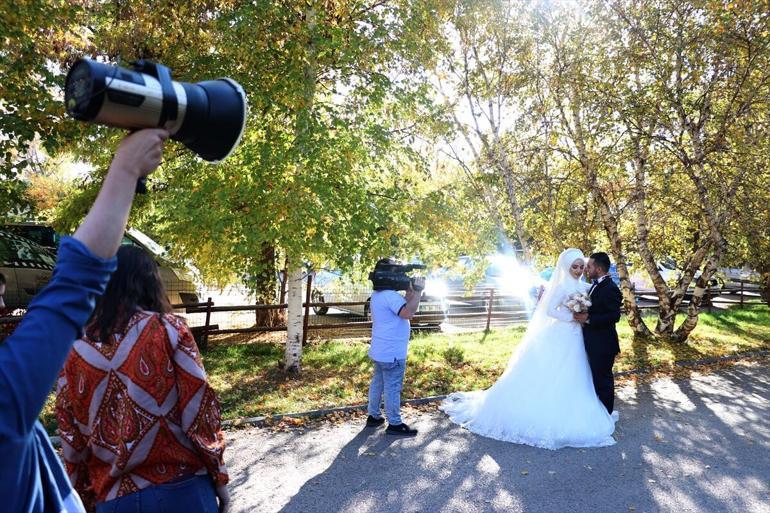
[0,0,90,217]
[442,344,466,367]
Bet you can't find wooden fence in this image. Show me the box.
[1,278,766,350]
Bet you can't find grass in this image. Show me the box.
[201,305,770,422]
[40,306,770,431]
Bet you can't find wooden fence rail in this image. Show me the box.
[2,277,766,349]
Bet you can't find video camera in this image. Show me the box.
[369,260,426,292]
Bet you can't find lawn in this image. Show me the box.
[203,305,770,422]
[40,306,770,431]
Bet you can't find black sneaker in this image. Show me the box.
[366,415,385,427]
[385,423,418,437]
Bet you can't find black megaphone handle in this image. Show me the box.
[131,60,177,195]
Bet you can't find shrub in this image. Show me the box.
[442,345,465,366]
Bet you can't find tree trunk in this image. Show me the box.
[253,243,285,327]
[673,251,721,342]
[627,126,675,338]
[565,96,652,338]
[761,272,770,304]
[497,152,533,261]
[282,5,318,374]
[283,260,305,373]
[596,185,652,339]
[668,130,729,341]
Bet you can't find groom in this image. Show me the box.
[574,252,622,417]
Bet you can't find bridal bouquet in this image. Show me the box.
[563,292,592,313]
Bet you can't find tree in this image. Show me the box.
[432,0,770,343]
[46,0,458,372]
[0,0,91,216]
[605,0,770,340]
[435,0,537,260]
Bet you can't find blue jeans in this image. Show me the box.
[95,475,218,513]
[367,358,407,425]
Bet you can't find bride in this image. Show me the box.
[440,248,616,449]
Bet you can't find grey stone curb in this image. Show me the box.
[49,348,770,446]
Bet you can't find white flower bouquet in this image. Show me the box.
[563,292,592,313]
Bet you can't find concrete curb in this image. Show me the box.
[49,349,770,446]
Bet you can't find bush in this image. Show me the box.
[442,345,465,366]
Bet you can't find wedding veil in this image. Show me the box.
[501,248,586,372]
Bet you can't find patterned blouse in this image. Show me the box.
[55,311,228,507]
[0,306,15,342]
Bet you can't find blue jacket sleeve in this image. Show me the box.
[0,237,116,439]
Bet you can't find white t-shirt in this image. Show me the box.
[369,289,410,361]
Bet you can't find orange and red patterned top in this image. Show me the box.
[55,311,228,508]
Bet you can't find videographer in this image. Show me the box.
[365,258,424,436]
[0,129,169,513]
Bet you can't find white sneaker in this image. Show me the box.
[610,410,619,422]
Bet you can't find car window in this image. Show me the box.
[5,225,59,248]
[0,234,56,269]
[486,263,504,277]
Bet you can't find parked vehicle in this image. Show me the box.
[653,258,722,291]
[717,266,761,284]
[3,222,59,251]
[2,223,199,306]
[310,269,449,326]
[431,254,545,313]
[629,258,722,305]
[0,230,56,310]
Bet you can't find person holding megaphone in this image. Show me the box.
[0,56,245,513]
[0,129,176,513]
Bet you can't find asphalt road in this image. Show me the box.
[224,361,770,513]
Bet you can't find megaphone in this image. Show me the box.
[64,58,248,169]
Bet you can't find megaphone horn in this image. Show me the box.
[64,58,248,165]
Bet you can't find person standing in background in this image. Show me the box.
[0,129,169,513]
[365,258,424,437]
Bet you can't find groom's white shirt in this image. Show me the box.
[588,273,610,297]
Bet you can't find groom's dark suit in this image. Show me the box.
[583,276,622,414]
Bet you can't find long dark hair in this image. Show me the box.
[89,245,172,343]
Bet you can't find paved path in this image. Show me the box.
[224,361,770,513]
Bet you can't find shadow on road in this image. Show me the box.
[251,364,770,513]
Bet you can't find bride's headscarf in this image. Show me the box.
[531,248,586,324]
[501,248,586,373]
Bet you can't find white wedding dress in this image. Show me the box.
[440,248,616,449]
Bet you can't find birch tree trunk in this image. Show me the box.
[283,5,318,372]
[283,260,305,373]
[562,90,652,338]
